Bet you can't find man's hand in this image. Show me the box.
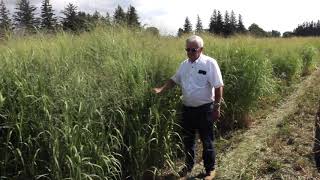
[212,107,221,121]
[152,79,176,94]
[152,87,163,94]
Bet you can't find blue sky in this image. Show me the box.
[5,0,320,35]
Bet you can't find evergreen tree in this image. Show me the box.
[293,20,320,36]
[113,5,126,25]
[230,10,237,34]
[195,14,203,33]
[215,10,223,34]
[208,10,217,33]
[223,10,231,36]
[0,0,12,32]
[90,11,104,26]
[127,5,140,27]
[92,11,101,21]
[14,0,37,31]
[76,11,90,31]
[105,12,111,25]
[237,14,246,33]
[40,0,56,30]
[62,3,78,31]
[183,16,192,34]
[177,28,184,37]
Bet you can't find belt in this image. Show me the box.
[183,102,213,110]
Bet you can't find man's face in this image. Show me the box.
[186,41,202,61]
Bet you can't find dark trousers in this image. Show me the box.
[181,103,215,172]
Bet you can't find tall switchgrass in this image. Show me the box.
[301,45,318,75]
[0,27,319,179]
[271,50,302,82]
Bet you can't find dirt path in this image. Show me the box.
[216,68,320,179]
[186,68,320,179]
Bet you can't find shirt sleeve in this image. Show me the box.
[170,63,182,85]
[208,59,224,88]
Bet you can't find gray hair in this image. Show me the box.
[186,35,204,48]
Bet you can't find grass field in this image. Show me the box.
[0,26,319,179]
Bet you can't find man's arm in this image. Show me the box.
[214,86,223,104]
[213,86,223,120]
[153,79,176,94]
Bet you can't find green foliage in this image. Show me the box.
[0,27,319,179]
[105,12,111,25]
[13,0,37,32]
[249,23,267,37]
[40,0,56,30]
[127,5,140,27]
[237,14,246,33]
[294,20,320,36]
[300,45,317,75]
[223,11,231,36]
[218,46,275,129]
[209,10,224,35]
[62,3,78,32]
[216,11,224,34]
[208,10,217,33]
[208,10,245,36]
[0,0,12,32]
[229,11,237,34]
[177,28,184,37]
[113,5,126,25]
[145,26,160,36]
[195,15,203,34]
[270,30,281,37]
[61,4,99,33]
[183,16,192,34]
[271,51,302,82]
[283,31,294,38]
[0,27,183,179]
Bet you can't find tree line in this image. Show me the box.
[0,0,319,38]
[293,20,320,37]
[178,10,283,37]
[0,0,142,36]
[178,10,320,38]
[178,10,246,37]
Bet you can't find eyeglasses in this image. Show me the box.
[185,48,199,52]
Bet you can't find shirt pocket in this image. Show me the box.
[193,71,208,87]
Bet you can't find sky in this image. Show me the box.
[4,0,320,35]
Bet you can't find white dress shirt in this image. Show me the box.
[171,54,224,107]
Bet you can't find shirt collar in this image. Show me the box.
[188,53,203,64]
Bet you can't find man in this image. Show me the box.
[153,35,224,179]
